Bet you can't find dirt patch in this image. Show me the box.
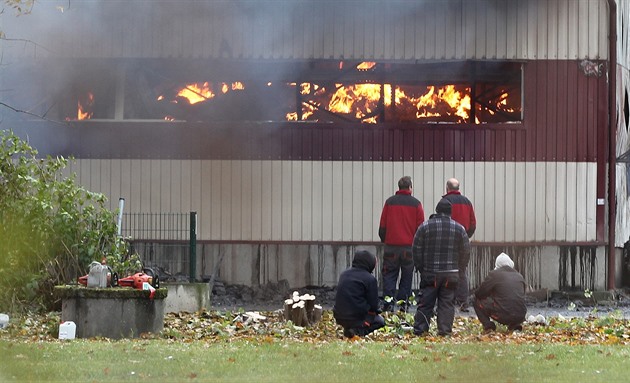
[210,280,337,311]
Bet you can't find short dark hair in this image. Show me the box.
[398,176,412,190]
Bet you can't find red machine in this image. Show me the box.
[117,268,160,299]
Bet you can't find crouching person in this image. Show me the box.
[333,250,385,338]
[474,252,527,332]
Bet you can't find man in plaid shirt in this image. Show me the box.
[412,199,470,336]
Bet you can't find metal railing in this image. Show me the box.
[120,212,197,282]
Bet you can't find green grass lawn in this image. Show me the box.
[2,309,630,382]
[1,339,629,382]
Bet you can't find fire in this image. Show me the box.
[163,81,245,105]
[177,82,214,104]
[77,92,94,120]
[288,82,473,123]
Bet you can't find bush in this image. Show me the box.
[0,130,140,312]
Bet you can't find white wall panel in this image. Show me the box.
[71,159,598,244]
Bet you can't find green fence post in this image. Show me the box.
[189,212,197,282]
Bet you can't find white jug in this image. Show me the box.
[59,321,76,340]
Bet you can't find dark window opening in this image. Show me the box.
[5,60,523,125]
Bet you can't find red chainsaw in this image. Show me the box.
[117,268,160,299]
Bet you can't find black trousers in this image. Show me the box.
[413,272,459,336]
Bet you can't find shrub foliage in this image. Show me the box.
[0,130,139,312]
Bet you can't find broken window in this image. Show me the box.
[11,60,522,124]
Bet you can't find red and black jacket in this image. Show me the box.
[378,190,425,246]
[442,190,476,238]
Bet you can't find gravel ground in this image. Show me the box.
[210,281,630,320]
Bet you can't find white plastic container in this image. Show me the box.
[87,261,107,288]
[0,313,9,329]
[59,321,76,340]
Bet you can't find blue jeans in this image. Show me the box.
[381,246,414,307]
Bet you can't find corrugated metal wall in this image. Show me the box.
[1,0,609,61]
[615,0,630,247]
[63,159,598,244]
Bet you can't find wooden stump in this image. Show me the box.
[282,291,323,327]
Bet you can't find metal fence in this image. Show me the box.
[120,212,197,282]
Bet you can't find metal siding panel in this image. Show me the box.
[446,1,461,60]
[311,161,323,240]
[199,161,212,239]
[433,2,447,60]
[240,161,253,240]
[269,161,282,240]
[494,0,508,59]
[261,161,274,241]
[404,11,417,60]
[138,160,150,212]
[556,0,569,60]
[472,162,487,241]
[180,160,192,213]
[475,1,487,58]
[598,0,609,60]
[414,6,427,60]
[333,6,345,59]
[281,161,292,240]
[557,61,569,161]
[534,162,546,241]
[493,162,506,241]
[586,163,597,240]
[547,0,559,60]
[524,163,537,241]
[394,10,406,60]
[565,162,577,242]
[210,161,222,239]
[545,163,558,240]
[108,159,121,212]
[343,11,354,59]
[546,61,559,161]
[127,160,141,212]
[312,5,325,60]
[536,0,548,59]
[513,162,526,242]
[424,4,437,60]
[331,163,343,241]
[301,162,313,241]
[485,0,499,59]
[373,7,385,60]
[462,0,475,58]
[322,5,335,59]
[504,162,516,241]
[577,0,590,59]
[526,0,538,59]
[372,162,384,240]
[354,9,365,60]
[291,161,303,241]
[321,161,333,240]
[340,162,353,241]
[588,0,602,59]
[567,0,579,59]
[150,160,161,212]
[505,0,518,59]
[575,162,588,241]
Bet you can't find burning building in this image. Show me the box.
[1,0,627,293]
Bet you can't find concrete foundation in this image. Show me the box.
[56,287,167,339]
[195,243,618,292]
[164,283,210,313]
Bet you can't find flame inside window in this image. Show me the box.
[77,92,94,120]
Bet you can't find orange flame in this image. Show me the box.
[177,82,214,104]
[77,92,94,120]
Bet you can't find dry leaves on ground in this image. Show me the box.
[1,309,630,345]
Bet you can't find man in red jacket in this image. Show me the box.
[442,178,476,312]
[378,176,425,312]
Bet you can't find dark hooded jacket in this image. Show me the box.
[333,250,380,323]
[475,266,527,321]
